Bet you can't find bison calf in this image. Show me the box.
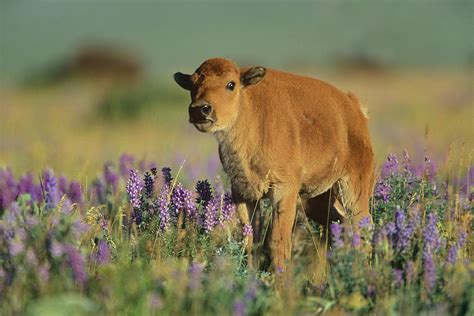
[174,58,374,276]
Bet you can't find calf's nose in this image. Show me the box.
[189,104,213,122]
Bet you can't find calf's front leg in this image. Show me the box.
[269,189,298,276]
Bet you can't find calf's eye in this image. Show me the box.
[226,81,235,91]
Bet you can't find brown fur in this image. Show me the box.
[174,58,375,277]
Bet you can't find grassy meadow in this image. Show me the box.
[0,66,473,315]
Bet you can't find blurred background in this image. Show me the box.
[1,0,472,181]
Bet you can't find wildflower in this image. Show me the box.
[71,220,90,238]
[203,199,218,232]
[0,168,18,210]
[119,154,135,178]
[68,181,83,204]
[242,224,253,237]
[196,179,213,207]
[18,173,42,202]
[446,231,467,266]
[423,251,436,292]
[172,183,197,219]
[393,269,404,287]
[63,244,87,286]
[423,213,441,252]
[352,231,361,248]
[233,298,246,316]
[156,184,171,231]
[375,181,391,203]
[104,162,118,193]
[43,169,60,209]
[161,167,172,184]
[394,208,411,252]
[59,175,68,196]
[330,223,344,247]
[221,193,236,223]
[126,169,142,210]
[358,216,371,230]
[94,240,111,265]
[381,153,399,177]
[50,240,64,258]
[188,262,204,290]
[91,178,106,204]
[143,171,154,199]
[422,213,440,292]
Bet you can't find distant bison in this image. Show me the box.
[174,58,374,276]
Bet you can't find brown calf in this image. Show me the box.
[174,58,374,275]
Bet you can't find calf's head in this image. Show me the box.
[174,58,266,132]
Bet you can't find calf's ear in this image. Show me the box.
[241,67,266,87]
[174,72,192,90]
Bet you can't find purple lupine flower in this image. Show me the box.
[242,224,253,237]
[59,176,68,196]
[63,244,87,286]
[423,213,441,252]
[446,231,467,266]
[68,181,83,204]
[156,184,171,231]
[91,178,106,204]
[94,240,111,265]
[385,222,396,243]
[196,179,213,207]
[422,213,440,292]
[203,198,219,233]
[43,169,60,209]
[188,262,204,290]
[358,216,371,230]
[381,153,399,177]
[119,153,135,178]
[143,171,154,199]
[221,193,236,224]
[161,167,173,184]
[394,208,411,253]
[330,223,344,247]
[393,269,404,287]
[50,240,64,258]
[18,173,42,202]
[423,250,436,292]
[233,298,246,316]
[172,183,197,219]
[352,232,361,248]
[71,220,90,238]
[126,169,142,210]
[61,198,73,213]
[5,202,21,225]
[375,181,391,203]
[104,162,118,193]
[0,168,19,210]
